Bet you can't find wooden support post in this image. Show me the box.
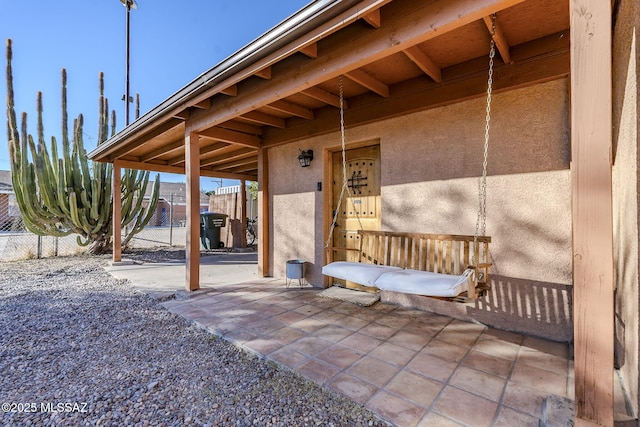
[185,131,201,291]
[257,147,269,277]
[112,161,122,263]
[240,179,247,247]
[570,1,614,425]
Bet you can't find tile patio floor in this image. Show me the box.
[158,278,581,427]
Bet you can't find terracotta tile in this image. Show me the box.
[462,350,514,378]
[501,381,549,417]
[258,304,289,317]
[511,362,567,396]
[338,315,371,331]
[339,332,382,353]
[448,366,506,402]
[268,347,309,370]
[517,346,569,375]
[310,297,341,309]
[313,324,353,343]
[268,326,306,345]
[243,337,282,356]
[292,304,325,316]
[375,314,413,329]
[224,327,259,344]
[312,309,349,325]
[273,310,306,325]
[370,341,417,366]
[316,343,364,370]
[286,336,333,357]
[521,335,570,358]
[494,406,540,427]
[421,339,469,363]
[387,330,432,352]
[245,318,287,335]
[347,356,400,387]
[407,352,458,383]
[385,370,442,408]
[435,329,480,348]
[402,320,443,338]
[432,386,499,427]
[367,390,427,427]
[289,317,326,334]
[442,319,486,336]
[328,373,378,404]
[298,359,340,385]
[481,327,525,345]
[417,412,465,427]
[330,303,366,316]
[359,322,399,340]
[473,336,521,360]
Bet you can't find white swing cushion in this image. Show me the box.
[322,261,401,287]
[373,269,472,298]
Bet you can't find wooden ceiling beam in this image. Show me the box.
[173,110,189,120]
[265,99,314,120]
[114,159,256,181]
[200,127,261,148]
[204,155,257,170]
[108,118,184,161]
[299,43,318,58]
[301,86,346,108]
[483,15,512,64]
[201,147,256,167]
[362,9,381,28]
[217,120,263,135]
[403,46,443,83]
[187,0,525,133]
[345,69,389,97]
[241,111,286,128]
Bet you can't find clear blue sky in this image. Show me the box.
[1,0,309,191]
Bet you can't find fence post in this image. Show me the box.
[54,236,58,257]
[169,193,174,247]
[37,235,42,259]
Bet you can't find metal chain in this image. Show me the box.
[325,76,351,248]
[472,13,496,264]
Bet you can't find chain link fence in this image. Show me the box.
[0,185,255,262]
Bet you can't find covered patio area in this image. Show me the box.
[157,275,578,426]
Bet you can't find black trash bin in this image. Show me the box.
[200,212,228,249]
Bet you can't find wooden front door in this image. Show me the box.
[331,144,381,291]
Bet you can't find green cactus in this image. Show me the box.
[5,39,159,254]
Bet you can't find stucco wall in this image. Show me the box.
[269,79,572,339]
[612,0,639,416]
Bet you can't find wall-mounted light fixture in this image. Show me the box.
[298,149,314,167]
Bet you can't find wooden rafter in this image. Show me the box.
[218,120,263,135]
[200,126,261,148]
[254,67,272,80]
[241,111,286,128]
[140,140,184,162]
[201,147,256,167]
[483,15,512,64]
[403,45,443,83]
[301,86,346,108]
[166,142,227,166]
[299,43,318,58]
[362,9,381,28]
[186,0,525,134]
[108,118,184,161]
[192,99,211,109]
[345,69,389,97]
[265,100,314,120]
[220,85,238,96]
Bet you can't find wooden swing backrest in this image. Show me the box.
[356,230,492,293]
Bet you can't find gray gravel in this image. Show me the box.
[0,254,388,427]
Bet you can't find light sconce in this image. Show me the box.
[298,149,314,168]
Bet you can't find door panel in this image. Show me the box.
[331,144,381,291]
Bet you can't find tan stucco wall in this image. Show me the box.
[612,0,639,416]
[269,79,572,339]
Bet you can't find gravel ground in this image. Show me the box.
[0,253,388,427]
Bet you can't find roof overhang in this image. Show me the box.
[89,0,570,180]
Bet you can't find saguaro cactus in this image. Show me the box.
[5,39,159,254]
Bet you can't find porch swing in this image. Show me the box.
[322,15,498,300]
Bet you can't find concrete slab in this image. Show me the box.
[104,251,260,298]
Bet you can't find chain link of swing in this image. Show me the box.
[472,13,496,265]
